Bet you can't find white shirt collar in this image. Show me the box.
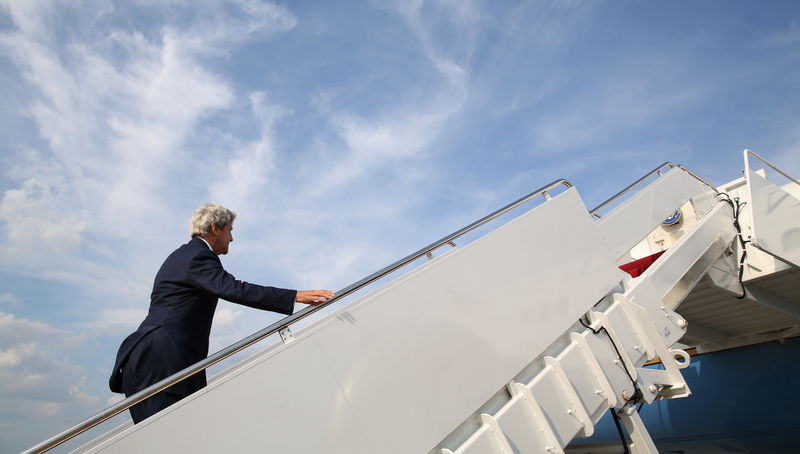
[198,237,212,250]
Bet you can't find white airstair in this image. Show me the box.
[26,150,800,453]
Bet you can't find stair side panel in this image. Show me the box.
[314,188,626,453]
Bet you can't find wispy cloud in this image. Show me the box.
[207,91,287,215]
[2,0,800,451]
[0,0,298,290]
[96,307,148,331]
[0,292,20,304]
[0,312,99,449]
[297,1,477,198]
[0,1,304,448]
[209,0,490,293]
[760,20,800,47]
[529,70,705,154]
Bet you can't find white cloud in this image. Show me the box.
[0,177,85,253]
[213,307,243,327]
[185,0,490,299]
[334,112,438,160]
[0,342,34,367]
[207,91,287,215]
[97,307,148,330]
[206,303,283,366]
[0,292,21,304]
[1,1,796,451]
[0,311,76,346]
[528,67,704,154]
[157,0,297,54]
[295,0,478,200]
[1,9,221,258]
[385,0,476,90]
[0,312,102,450]
[0,0,297,299]
[106,393,125,406]
[0,3,302,446]
[309,109,444,194]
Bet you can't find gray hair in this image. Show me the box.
[190,203,237,238]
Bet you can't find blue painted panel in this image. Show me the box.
[571,337,800,453]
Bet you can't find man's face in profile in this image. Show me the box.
[208,222,233,255]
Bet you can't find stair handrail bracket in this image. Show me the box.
[24,179,574,454]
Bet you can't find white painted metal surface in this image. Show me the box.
[596,167,716,261]
[745,166,800,268]
[618,408,658,454]
[71,154,799,454]
[668,152,800,355]
[629,202,736,310]
[431,166,751,454]
[315,188,625,453]
[433,288,690,454]
[81,187,626,453]
[88,335,374,453]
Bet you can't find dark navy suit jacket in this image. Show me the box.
[109,237,296,395]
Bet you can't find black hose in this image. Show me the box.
[610,409,630,454]
[716,193,750,299]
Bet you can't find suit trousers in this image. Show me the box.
[120,326,206,423]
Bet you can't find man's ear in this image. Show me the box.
[209,223,219,235]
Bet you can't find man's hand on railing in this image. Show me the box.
[296,290,336,305]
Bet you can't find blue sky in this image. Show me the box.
[1,0,799,452]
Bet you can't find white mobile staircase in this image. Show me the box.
[27,150,800,453]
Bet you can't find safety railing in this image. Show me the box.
[744,149,800,187]
[589,162,720,219]
[677,165,718,191]
[24,179,573,454]
[742,148,800,268]
[589,162,675,218]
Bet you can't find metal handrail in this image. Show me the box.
[588,162,724,219]
[744,149,800,187]
[677,165,718,191]
[25,178,573,454]
[589,162,675,218]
